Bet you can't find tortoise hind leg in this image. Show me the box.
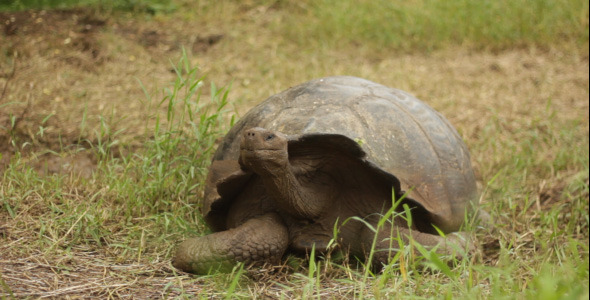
[355,220,473,270]
[173,212,289,274]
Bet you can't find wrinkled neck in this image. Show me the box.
[258,166,324,219]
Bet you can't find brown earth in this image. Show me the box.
[0,8,225,175]
[1,8,588,178]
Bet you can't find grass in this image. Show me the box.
[279,0,589,53]
[0,54,236,297]
[1,0,589,298]
[0,0,176,13]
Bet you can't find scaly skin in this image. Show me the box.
[173,127,475,274]
[239,128,328,219]
[172,213,288,274]
[356,214,473,269]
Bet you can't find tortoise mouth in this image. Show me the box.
[240,148,286,158]
[239,147,289,173]
[241,146,286,152]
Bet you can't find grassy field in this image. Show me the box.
[0,0,588,298]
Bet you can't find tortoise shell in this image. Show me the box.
[203,76,478,234]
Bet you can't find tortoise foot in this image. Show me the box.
[173,213,288,274]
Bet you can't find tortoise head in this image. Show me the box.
[239,127,289,174]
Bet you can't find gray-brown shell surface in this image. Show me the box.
[205,76,478,233]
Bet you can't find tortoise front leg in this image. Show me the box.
[173,213,289,274]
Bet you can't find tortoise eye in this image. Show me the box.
[265,134,275,141]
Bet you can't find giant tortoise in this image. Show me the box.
[173,76,479,274]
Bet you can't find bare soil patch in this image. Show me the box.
[0,8,224,174]
[1,8,588,177]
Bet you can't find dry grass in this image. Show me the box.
[1,1,588,299]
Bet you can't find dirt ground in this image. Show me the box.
[0,6,588,298]
[1,8,588,176]
[0,8,226,175]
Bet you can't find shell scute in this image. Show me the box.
[205,76,478,232]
